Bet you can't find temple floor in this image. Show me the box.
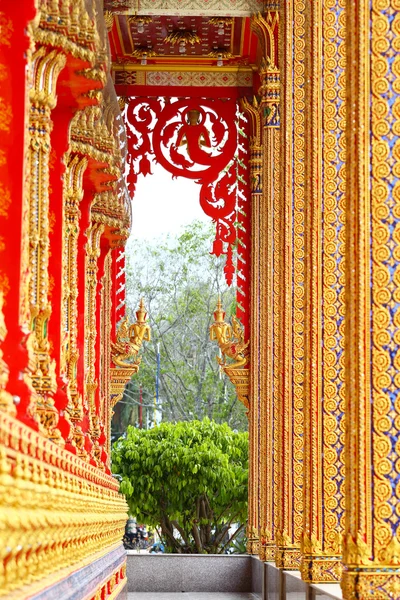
[127,594,260,599]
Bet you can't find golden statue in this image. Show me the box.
[111,298,151,369]
[210,297,250,410]
[210,297,249,369]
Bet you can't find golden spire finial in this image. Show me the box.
[135,298,147,323]
[213,296,226,323]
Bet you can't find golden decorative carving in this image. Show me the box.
[62,153,88,433]
[210,298,249,409]
[33,0,102,66]
[131,47,158,59]
[27,46,67,444]
[100,251,113,461]
[128,15,153,26]
[111,299,151,369]
[104,10,115,32]
[110,299,151,407]
[163,30,201,47]
[275,0,305,571]
[207,49,233,59]
[85,222,105,448]
[240,92,267,559]
[0,411,127,597]
[301,0,345,583]
[342,0,400,596]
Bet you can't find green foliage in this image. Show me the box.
[112,418,248,554]
[112,220,248,437]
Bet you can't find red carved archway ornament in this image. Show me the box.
[124,97,239,286]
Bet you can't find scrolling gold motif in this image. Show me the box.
[275,0,305,570]
[239,96,262,556]
[342,0,400,596]
[301,0,346,583]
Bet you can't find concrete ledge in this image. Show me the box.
[263,564,342,600]
[126,554,254,593]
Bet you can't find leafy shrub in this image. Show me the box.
[112,418,248,553]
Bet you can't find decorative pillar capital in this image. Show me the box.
[110,299,151,407]
[210,298,250,411]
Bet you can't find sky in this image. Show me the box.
[129,163,209,242]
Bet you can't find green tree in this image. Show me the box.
[115,220,248,434]
[112,418,248,554]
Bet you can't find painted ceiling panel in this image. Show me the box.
[104,0,265,16]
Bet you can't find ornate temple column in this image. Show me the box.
[28,46,67,443]
[62,152,89,457]
[260,16,280,565]
[242,7,280,562]
[100,249,113,461]
[300,0,346,583]
[342,1,400,596]
[85,221,105,465]
[260,68,280,563]
[241,99,262,556]
[275,0,305,570]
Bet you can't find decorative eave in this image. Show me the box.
[104,0,265,16]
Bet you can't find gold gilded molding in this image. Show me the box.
[27,47,67,444]
[248,26,281,562]
[0,411,127,597]
[275,0,305,570]
[259,122,280,563]
[301,0,345,583]
[100,251,113,461]
[240,97,262,556]
[62,153,89,457]
[34,0,103,66]
[85,222,105,452]
[342,0,400,596]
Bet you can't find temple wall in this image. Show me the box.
[0,1,133,598]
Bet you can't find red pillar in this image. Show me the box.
[0,1,38,426]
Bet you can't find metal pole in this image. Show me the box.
[156,342,160,405]
[139,383,143,429]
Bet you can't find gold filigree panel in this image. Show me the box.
[343,0,400,597]
[301,0,346,583]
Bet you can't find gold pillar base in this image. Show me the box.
[300,556,342,583]
[259,543,275,562]
[342,569,400,600]
[246,529,260,555]
[247,539,260,555]
[275,547,301,570]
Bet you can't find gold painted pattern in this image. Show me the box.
[342,0,400,597]
[301,0,346,583]
[0,411,127,597]
[101,251,113,462]
[85,222,105,457]
[275,0,305,570]
[28,48,67,444]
